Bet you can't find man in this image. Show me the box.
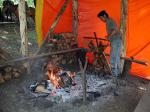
[97,10,122,77]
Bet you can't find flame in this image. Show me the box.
[45,62,76,89]
[66,71,76,78]
[46,69,63,89]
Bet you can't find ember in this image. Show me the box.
[45,61,76,89]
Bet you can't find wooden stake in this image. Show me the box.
[78,58,88,102]
[35,0,70,55]
[72,0,78,42]
[120,0,128,72]
[19,0,30,73]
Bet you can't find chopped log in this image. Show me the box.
[0,48,12,61]
[0,65,22,83]
[45,33,78,65]
[4,66,13,72]
[0,73,5,84]
[12,72,21,78]
[3,73,12,81]
[35,0,70,54]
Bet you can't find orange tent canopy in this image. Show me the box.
[36,0,150,80]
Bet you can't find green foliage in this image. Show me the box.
[27,0,34,7]
[0,0,3,7]
[0,0,34,8]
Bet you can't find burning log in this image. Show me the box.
[44,61,76,89]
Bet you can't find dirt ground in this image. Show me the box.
[0,68,149,112]
[0,24,149,112]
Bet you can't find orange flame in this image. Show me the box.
[45,62,76,89]
[46,70,63,89]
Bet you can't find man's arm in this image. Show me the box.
[107,29,116,37]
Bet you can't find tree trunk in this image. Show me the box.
[120,0,128,73]
[19,0,30,73]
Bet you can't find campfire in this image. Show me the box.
[28,60,114,103]
[45,61,76,89]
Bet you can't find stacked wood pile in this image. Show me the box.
[0,65,21,84]
[0,48,22,84]
[0,47,12,63]
[46,33,77,65]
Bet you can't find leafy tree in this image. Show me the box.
[0,0,34,7]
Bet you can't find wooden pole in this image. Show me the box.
[1,48,83,66]
[19,0,30,73]
[72,0,78,42]
[120,0,128,72]
[83,36,109,41]
[105,53,148,66]
[35,0,70,55]
[78,58,88,102]
[1,48,147,67]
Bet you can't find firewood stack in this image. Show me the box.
[0,65,21,84]
[0,47,22,84]
[0,47,12,64]
[47,33,77,65]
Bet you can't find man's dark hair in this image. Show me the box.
[97,10,109,18]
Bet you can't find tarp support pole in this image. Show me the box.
[19,0,30,74]
[72,0,78,42]
[120,0,128,73]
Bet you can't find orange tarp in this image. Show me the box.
[42,0,73,37]
[127,0,150,79]
[36,0,150,80]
